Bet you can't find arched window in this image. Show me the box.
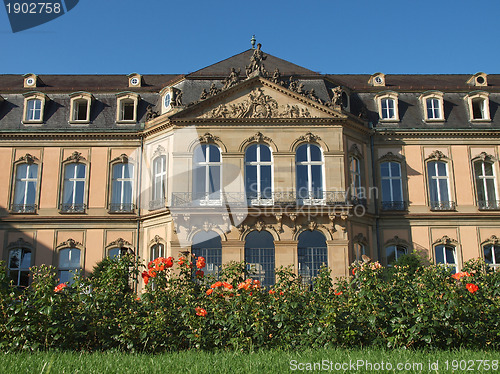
[151,155,166,209]
[426,98,442,120]
[420,91,444,122]
[435,244,457,273]
[193,144,221,205]
[108,247,121,259]
[474,160,498,209]
[245,230,275,287]
[380,161,404,210]
[245,144,273,205]
[385,245,407,265]
[298,230,327,285]
[296,143,324,204]
[12,162,38,213]
[483,243,500,270]
[427,161,452,210]
[61,162,87,212]
[354,242,367,261]
[58,247,81,285]
[191,231,222,277]
[110,162,134,212]
[8,247,31,287]
[150,243,164,262]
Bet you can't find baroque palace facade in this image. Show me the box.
[1,46,500,288]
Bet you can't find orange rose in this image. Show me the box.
[222,282,233,290]
[211,281,223,288]
[466,283,479,293]
[54,283,67,292]
[196,270,204,279]
[206,289,213,296]
[196,256,206,269]
[165,257,174,268]
[141,271,150,285]
[195,307,207,317]
[451,271,471,280]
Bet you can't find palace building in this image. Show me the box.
[1,45,499,288]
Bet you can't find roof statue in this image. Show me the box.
[246,43,268,78]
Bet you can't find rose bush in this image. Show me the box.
[0,254,498,352]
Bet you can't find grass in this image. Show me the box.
[1,349,499,374]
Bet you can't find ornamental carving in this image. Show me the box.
[17,153,39,164]
[111,153,130,164]
[481,235,500,246]
[6,237,32,250]
[306,221,318,231]
[57,238,83,249]
[426,150,448,161]
[202,88,317,119]
[108,238,132,249]
[274,213,283,233]
[298,132,321,144]
[378,152,404,163]
[244,132,272,145]
[349,144,363,159]
[64,151,86,163]
[222,68,241,90]
[149,235,163,246]
[353,233,368,245]
[433,235,458,246]
[384,235,410,248]
[198,132,221,144]
[473,152,496,163]
[152,145,165,159]
[170,88,183,107]
[146,105,159,121]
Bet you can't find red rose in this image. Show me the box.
[165,257,174,268]
[195,307,207,317]
[54,283,67,292]
[206,289,213,296]
[141,271,150,285]
[196,257,206,269]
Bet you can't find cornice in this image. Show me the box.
[376,129,500,139]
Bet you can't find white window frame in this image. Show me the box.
[380,161,403,204]
[465,92,490,122]
[483,244,500,270]
[152,155,167,204]
[434,244,457,272]
[61,162,87,213]
[350,155,362,198]
[58,247,81,285]
[8,247,32,287]
[420,91,444,122]
[473,159,498,209]
[23,92,47,124]
[110,162,135,212]
[296,143,325,205]
[245,144,274,206]
[385,245,407,266]
[193,144,222,206]
[427,161,451,206]
[116,92,140,123]
[12,162,39,213]
[375,92,399,121]
[69,92,93,124]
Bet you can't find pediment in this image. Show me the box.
[171,77,346,121]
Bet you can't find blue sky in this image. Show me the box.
[1,0,499,75]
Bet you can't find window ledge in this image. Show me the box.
[116,120,136,125]
[69,120,90,125]
[470,119,491,123]
[379,118,399,123]
[22,120,44,125]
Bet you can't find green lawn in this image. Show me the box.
[1,349,498,374]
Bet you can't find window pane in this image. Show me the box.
[14,179,26,205]
[28,164,38,178]
[261,165,272,198]
[245,165,257,197]
[438,179,449,201]
[76,164,86,179]
[260,145,271,162]
[486,179,496,201]
[9,249,20,269]
[386,246,396,264]
[484,162,494,176]
[193,145,206,163]
[208,166,220,196]
[311,165,323,198]
[437,162,447,176]
[59,249,71,268]
[245,145,257,162]
[296,145,308,162]
[309,145,322,161]
[381,179,392,202]
[392,179,402,201]
[193,166,205,197]
[109,248,120,258]
[296,165,308,198]
[75,181,85,204]
[427,162,436,177]
[26,182,36,205]
[435,245,444,264]
[484,245,493,264]
[123,164,133,179]
[445,247,455,264]
[390,162,401,177]
[380,162,390,177]
[209,145,220,162]
[123,181,133,204]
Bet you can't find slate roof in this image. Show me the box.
[1,49,500,132]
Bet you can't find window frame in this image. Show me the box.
[109,155,135,213]
[245,143,274,206]
[482,242,500,271]
[59,152,89,214]
[69,92,93,124]
[375,91,399,122]
[425,155,455,211]
[55,239,84,285]
[10,154,41,214]
[7,239,33,287]
[116,92,140,124]
[295,143,325,205]
[385,245,407,266]
[192,144,223,206]
[420,91,444,122]
[465,92,491,122]
[473,156,498,210]
[22,92,47,124]
[150,155,167,210]
[434,244,457,272]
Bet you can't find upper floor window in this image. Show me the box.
[58,247,81,285]
[465,92,490,122]
[483,243,500,270]
[375,92,399,121]
[8,247,31,287]
[62,162,87,213]
[150,155,167,210]
[110,161,134,212]
[245,144,273,205]
[474,158,498,209]
[116,92,139,123]
[435,244,457,273]
[420,91,444,121]
[193,144,221,204]
[69,92,93,124]
[354,242,366,261]
[427,160,453,210]
[349,156,362,198]
[296,143,324,203]
[12,161,38,213]
[380,161,404,210]
[150,243,164,262]
[23,92,47,124]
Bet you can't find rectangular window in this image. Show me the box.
[12,163,38,213]
[26,99,42,121]
[122,102,135,121]
[75,101,88,121]
[62,163,86,212]
[380,162,404,210]
[426,98,441,119]
[428,161,454,210]
[381,98,395,119]
[111,163,134,212]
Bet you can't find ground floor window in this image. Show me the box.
[245,230,275,288]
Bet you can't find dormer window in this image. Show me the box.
[368,73,385,87]
[375,92,399,121]
[69,92,93,124]
[116,92,140,123]
[467,72,488,87]
[465,92,490,122]
[420,91,444,122]
[23,92,47,124]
